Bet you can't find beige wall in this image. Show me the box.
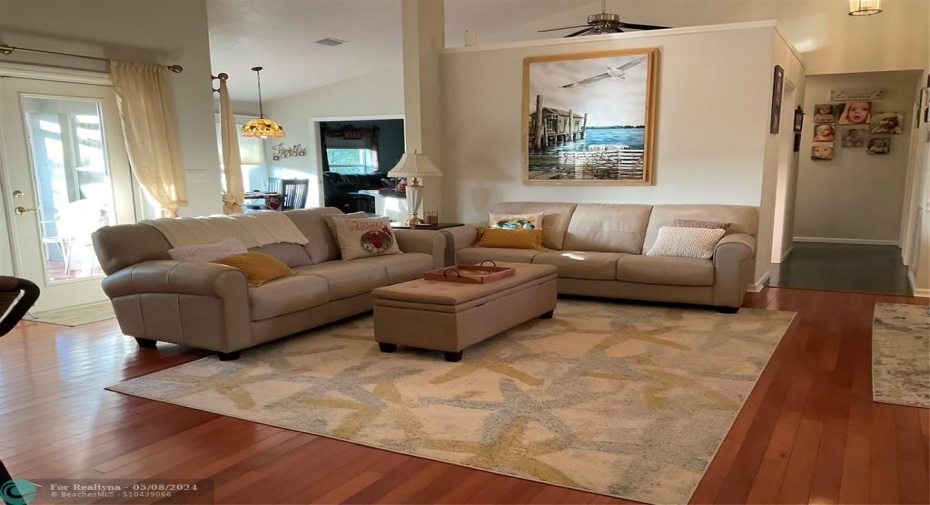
[469,0,928,76]
[0,0,222,217]
[794,71,922,244]
[440,23,799,285]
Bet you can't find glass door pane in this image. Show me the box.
[22,96,115,283]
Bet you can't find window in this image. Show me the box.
[326,148,376,175]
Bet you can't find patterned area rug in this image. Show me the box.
[108,299,795,504]
[872,303,930,408]
[25,301,115,326]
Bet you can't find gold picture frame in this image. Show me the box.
[523,48,658,185]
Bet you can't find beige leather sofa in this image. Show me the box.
[443,202,758,312]
[92,208,446,359]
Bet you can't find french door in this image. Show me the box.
[0,77,136,312]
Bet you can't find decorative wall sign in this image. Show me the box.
[793,106,805,133]
[272,143,307,160]
[830,88,885,101]
[523,48,658,185]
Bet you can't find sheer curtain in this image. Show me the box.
[110,61,187,217]
[218,78,244,214]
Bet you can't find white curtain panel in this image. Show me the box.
[110,61,188,218]
[218,78,244,214]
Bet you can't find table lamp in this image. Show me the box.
[386,151,442,226]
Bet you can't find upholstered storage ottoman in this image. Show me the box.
[371,263,558,361]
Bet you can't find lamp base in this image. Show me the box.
[404,214,423,226]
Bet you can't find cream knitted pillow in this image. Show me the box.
[646,226,726,259]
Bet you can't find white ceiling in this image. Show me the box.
[207,0,597,102]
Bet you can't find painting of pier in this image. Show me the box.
[522,48,658,185]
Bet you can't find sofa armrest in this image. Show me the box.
[713,233,756,265]
[102,260,248,299]
[441,225,479,251]
[712,233,756,308]
[393,230,446,269]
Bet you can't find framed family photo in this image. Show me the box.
[770,65,784,134]
[523,48,658,185]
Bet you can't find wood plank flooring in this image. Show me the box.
[0,288,927,504]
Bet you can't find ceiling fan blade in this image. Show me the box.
[538,25,590,33]
[619,22,670,30]
[566,27,596,37]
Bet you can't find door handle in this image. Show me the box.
[14,206,37,215]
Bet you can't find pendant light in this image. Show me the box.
[848,0,882,16]
[241,66,285,138]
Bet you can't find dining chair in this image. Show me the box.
[0,276,40,498]
[279,179,309,211]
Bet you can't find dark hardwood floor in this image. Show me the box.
[0,288,927,504]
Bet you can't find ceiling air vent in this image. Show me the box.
[315,38,346,47]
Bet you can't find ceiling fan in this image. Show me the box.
[538,0,670,37]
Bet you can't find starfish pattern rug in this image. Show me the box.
[872,303,930,408]
[108,299,795,504]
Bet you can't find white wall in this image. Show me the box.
[441,23,798,285]
[793,71,922,244]
[263,65,405,207]
[0,0,222,218]
[465,0,928,76]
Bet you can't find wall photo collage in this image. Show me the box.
[810,100,903,161]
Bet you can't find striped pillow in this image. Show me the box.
[672,218,731,230]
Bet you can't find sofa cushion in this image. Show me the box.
[563,204,653,254]
[456,247,541,265]
[249,242,313,267]
[532,251,631,280]
[616,255,714,286]
[248,275,330,321]
[294,261,388,300]
[643,204,758,252]
[283,208,347,264]
[352,252,435,284]
[489,202,578,250]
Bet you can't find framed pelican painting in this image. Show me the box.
[523,48,658,185]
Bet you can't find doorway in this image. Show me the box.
[771,70,922,295]
[0,77,136,312]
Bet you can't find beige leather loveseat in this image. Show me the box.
[92,208,446,359]
[443,202,758,312]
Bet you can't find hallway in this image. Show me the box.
[770,242,912,295]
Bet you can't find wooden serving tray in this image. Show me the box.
[423,264,516,284]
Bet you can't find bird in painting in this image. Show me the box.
[560,56,646,88]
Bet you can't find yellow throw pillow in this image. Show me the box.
[474,227,548,250]
[212,252,296,287]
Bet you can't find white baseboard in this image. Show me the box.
[792,236,898,246]
[908,271,930,297]
[748,272,770,293]
[780,246,794,263]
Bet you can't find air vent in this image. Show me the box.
[315,38,346,47]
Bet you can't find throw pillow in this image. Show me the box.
[646,226,726,259]
[672,218,731,230]
[474,227,548,251]
[489,212,544,230]
[168,238,248,262]
[331,216,402,261]
[325,211,367,239]
[212,252,296,287]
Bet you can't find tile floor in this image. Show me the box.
[769,242,912,296]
